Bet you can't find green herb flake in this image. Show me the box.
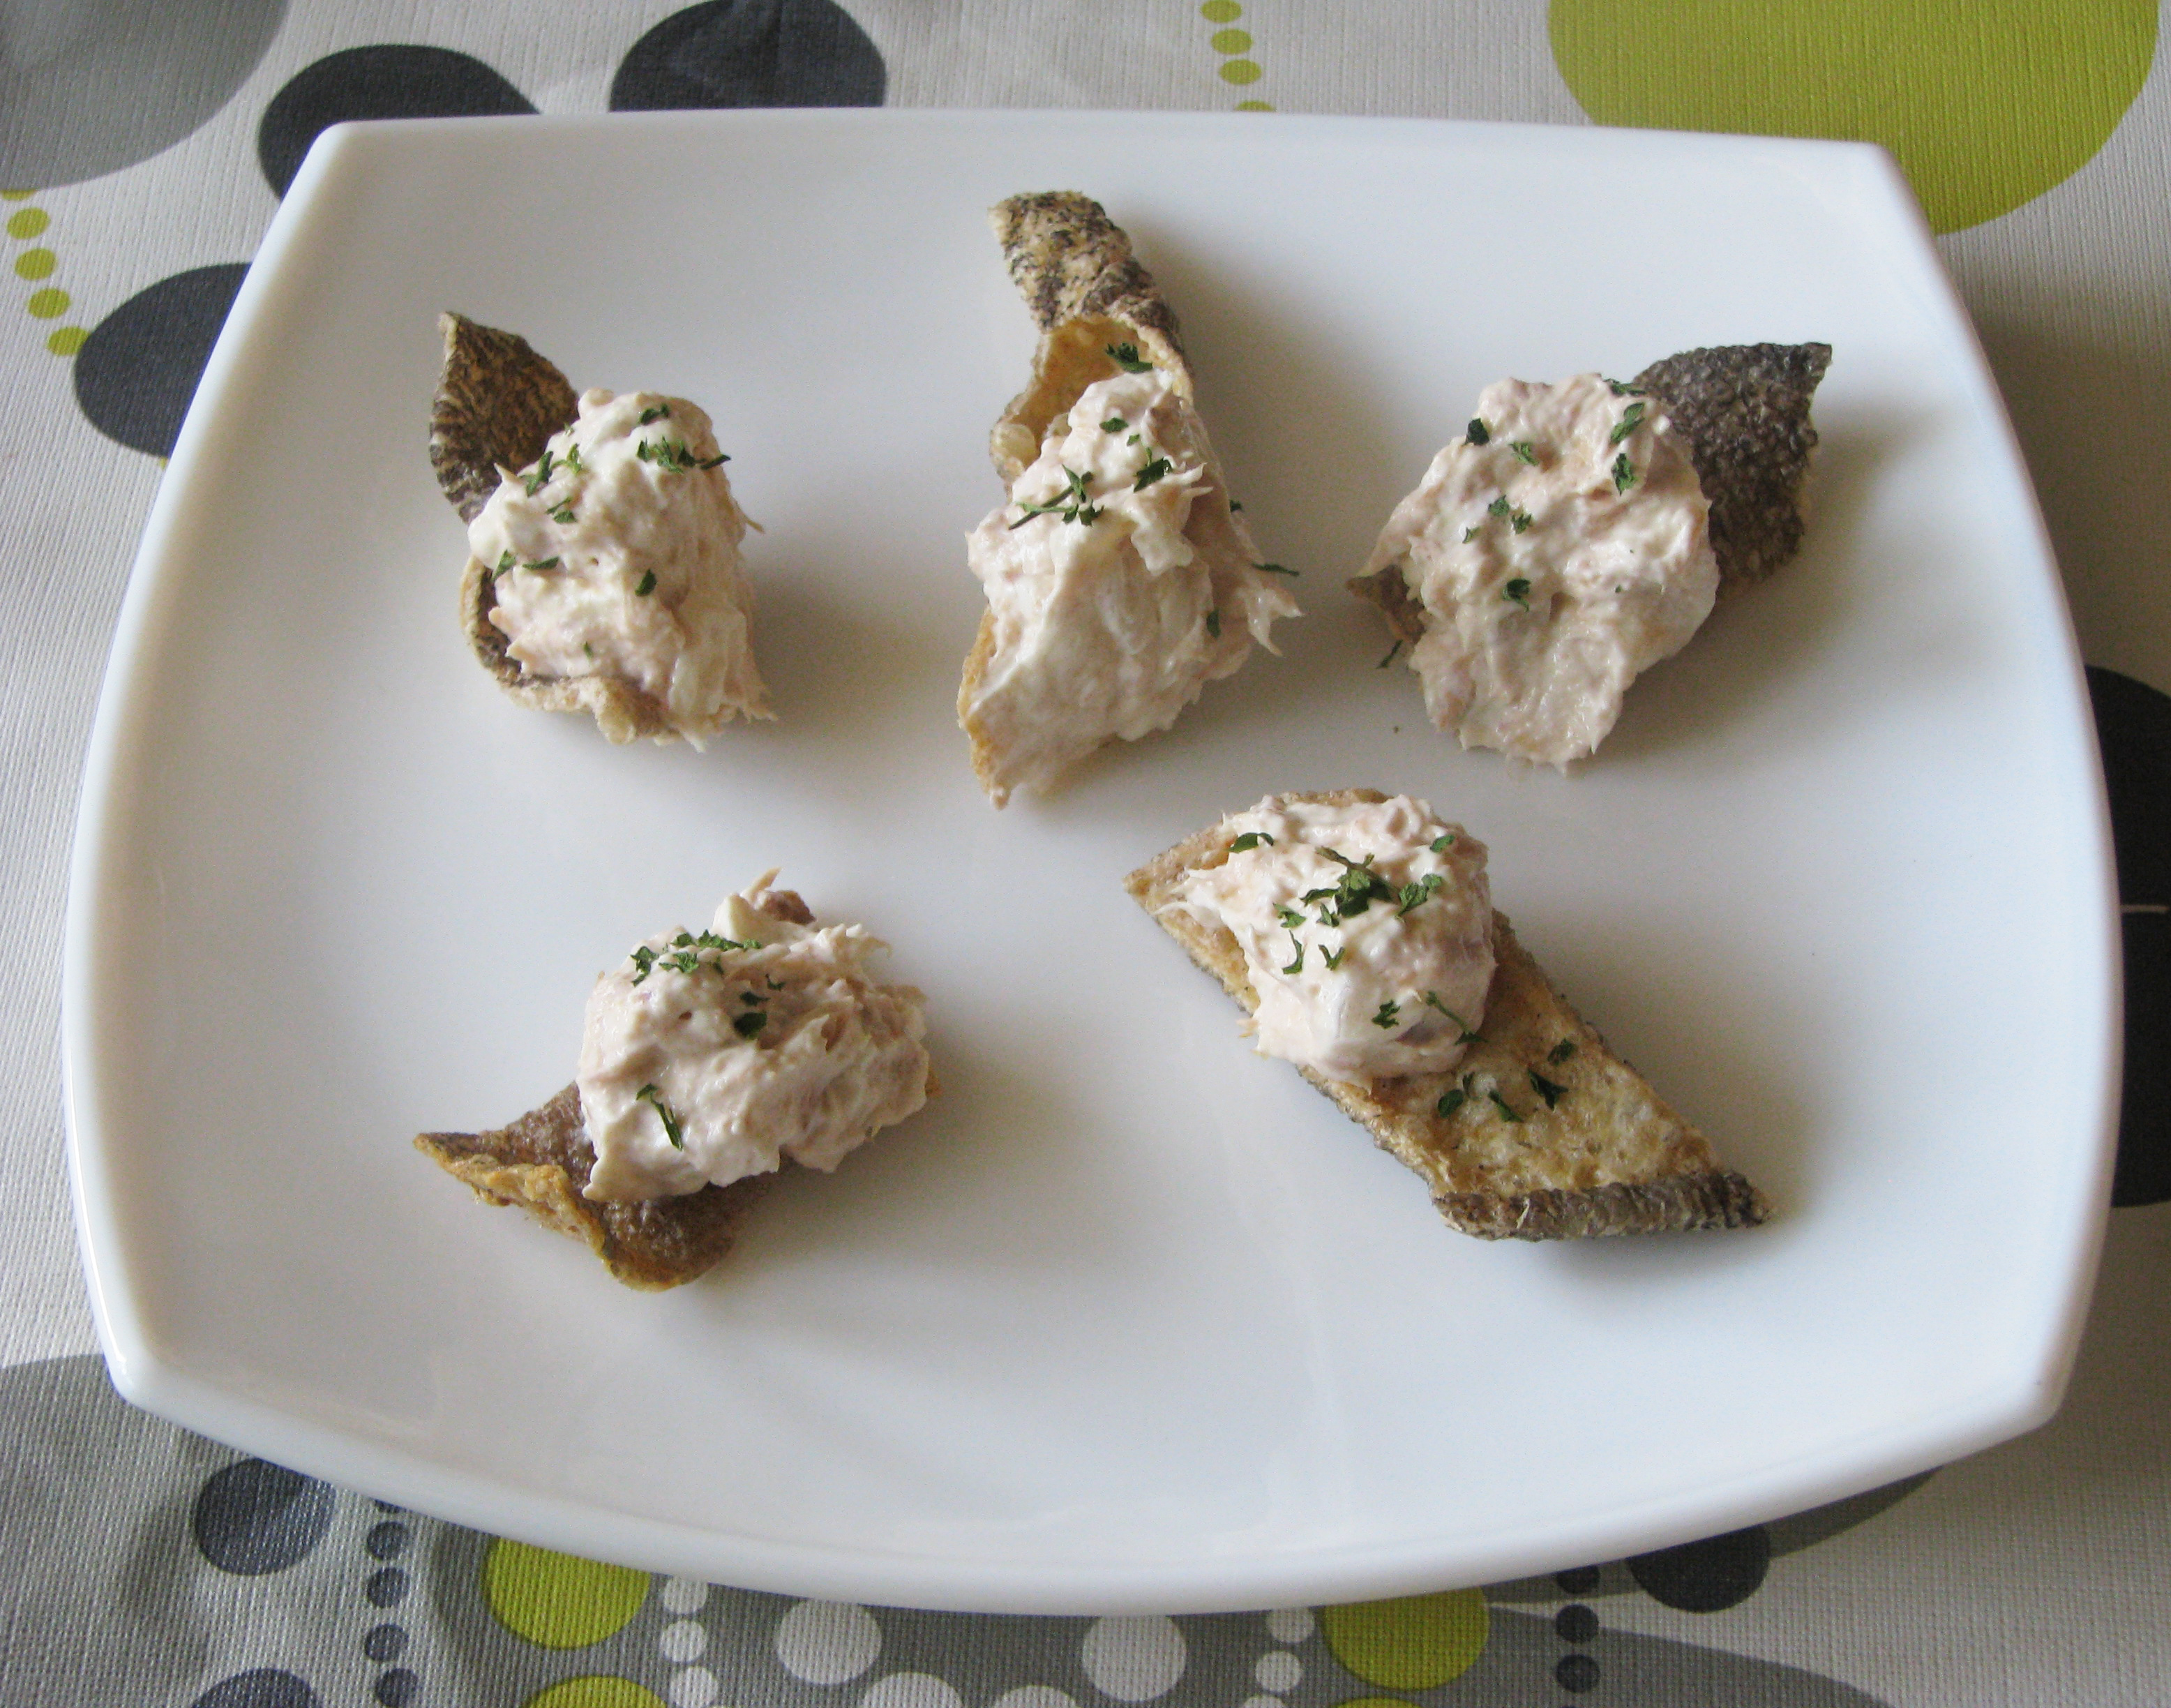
[522,447,557,495]
[1229,830,1276,852]
[1282,935,1305,975]
[1105,341,1153,373]
[523,556,562,572]
[1462,526,1480,544]
[494,550,513,574]
[1528,1069,1567,1109]
[1430,832,1456,852]
[637,437,703,474]
[1009,465,1102,530]
[1466,417,1492,445]
[1487,495,1511,518]
[1503,576,1531,610]
[696,451,729,470]
[1436,1087,1467,1118]
[1608,400,1648,445]
[1398,873,1445,914]
[549,504,576,525]
[1322,944,1346,970]
[1421,990,1471,1031]
[1378,639,1403,669]
[635,570,656,597]
[732,1010,769,1039]
[636,1082,685,1148]
[1607,377,1644,397]
[638,404,672,424]
[628,945,659,984]
[1205,608,1221,638]
[1275,904,1306,929]
[1547,1038,1577,1064]
[1613,452,1637,494]
[1134,456,1173,491]
[1508,440,1538,465]
[1319,848,1397,921]
[1229,500,1244,511]
[1372,998,1402,1030]
[1487,1089,1522,1123]
[563,443,584,473]
[1101,416,1127,433]
[1510,509,1534,534]
[1255,562,1300,576]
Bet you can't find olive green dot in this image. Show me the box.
[25,287,67,317]
[47,325,85,357]
[1201,0,1242,20]
[6,208,48,240]
[1235,100,1276,111]
[522,1681,666,1708]
[1322,1590,1490,1688]
[1218,59,1263,84]
[481,1540,647,1648]
[1210,28,1253,52]
[15,248,54,280]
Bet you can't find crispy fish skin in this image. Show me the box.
[416,1083,775,1290]
[430,313,579,525]
[1126,789,1770,1239]
[1349,341,1831,641]
[1632,342,1832,593]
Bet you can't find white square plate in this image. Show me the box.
[64,110,2119,1613]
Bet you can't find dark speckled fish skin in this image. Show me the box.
[1632,341,1832,592]
[428,312,579,523]
[991,190,1185,353]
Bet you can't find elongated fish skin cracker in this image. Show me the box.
[416,1084,774,1290]
[429,313,578,525]
[1126,789,1771,1239]
[1631,341,1832,593]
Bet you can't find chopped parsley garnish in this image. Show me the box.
[1322,944,1346,970]
[1282,935,1305,975]
[1431,832,1456,852]
[493,549,513,575]
[1398,873,1444,914]
[1275,904,1306,929]
[1528,1069,1567,1109]
[1503,576,1531,609]
[638,404,671,424]
[1510,508,1533,534]
[1314,848,1397,921]
[523,555,562,571]
[1508,440,1537,465]
[732,1009,769,1039]
[1487,495,1511,518]
[1607,377,1644,397]
[1378,639,1402,669]
[1547,1038,1577,1064]
[1254,562,1299,576]
[563,442,583,472]
[1229,830,1275,852]
[1613,452,1637,494]
[549,504,576,525]
[1229,500,1244,511]
[1422,990,1480,1042]
[1106,341,1152,373]
[635,570,656,597]
[1205,608,1221,638]
[636,1083,684,1148]
[1436,1088,1467,1118]
[1009,465,1102,529]
[522,447,557,495]
[1466,417,1491,445]
[1134,455,1173,491]
[1372,998,1401,1030]
[1487,1089,1522,1123]
[1608,400,1647,444]
[696,451,729,470]
[1101,416,1128,433]
[636,437,703,473]
[1462,525,1480,544]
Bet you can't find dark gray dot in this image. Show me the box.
[1555,1654,1600,1693]
[1554,1604,1599,1643]
[366,1567,411,1607]
[191,1459,337,1575]
[189,1669,320,1708]
[2088,666,2171,1208]
[363,1625,408,1663]
[367,1521,412,1560]
[373,1670,420,1707]
[1628,1525,1771,1612]
[1552,1565,1601,1594]
[257,45,534,196]
[373,1500,405,1514]
[611,0,885,110]
[74,264,250,458]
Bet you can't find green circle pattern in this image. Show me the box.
[1549,0,2156,233]
[1199,0,1272,108]
[1321,1590,1490,1688]
[481,1539,649,1649]
[523,1679,666,1708]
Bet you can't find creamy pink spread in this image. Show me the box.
[1360,373,1718,767]
[963,366,1300,804]
[1171,794,1494,1084]
[578,875,929,1202]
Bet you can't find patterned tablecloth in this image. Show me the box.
[6,4,2170,1705]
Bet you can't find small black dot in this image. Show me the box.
[367,1521,412,1560]
[1628,1525,1772,1612]
[1555,1654,1600,1693]
[192,1459,338,1575]
[373,1670,420,1707]
[1553,1564,1601,1594]
[366,1567,411,1607]
[189,1670,320,1708]
[363,1625,408,1663]
[1554,1604,1600,1643]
